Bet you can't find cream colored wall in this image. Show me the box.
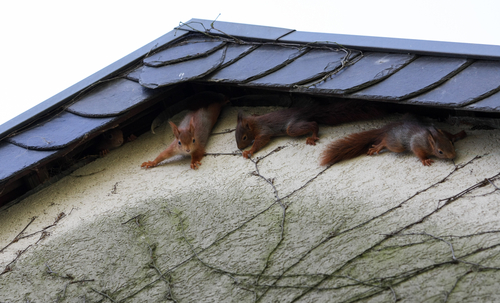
[0,106,499,302]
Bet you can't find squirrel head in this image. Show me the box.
[428,128,456,159]
[101,128,124,149]
[235,112,255,150]
[169,118,196,154]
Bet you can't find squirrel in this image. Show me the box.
[320,118,467,166]
[95,128,124,156]
[235,100,383,159]
[141,91,228,170]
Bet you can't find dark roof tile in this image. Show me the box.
[67,78,164,117]
[139,46,226,89]
[0,142,57,182]
[206,44,308,83]
[126,66,143,82]
[465,91,500,112]
[7,112,119,150]
[245,49,360,88]
[351,56,471,101]
[220,44,258,68]
[407,60,500,107]
[143,36,225,67]
[303,52,415,94]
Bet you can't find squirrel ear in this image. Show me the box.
[189,117,195,134]
[437,129,453,143]
[427,133,436,150]
[237,112,252,130]
[169,121,180,138]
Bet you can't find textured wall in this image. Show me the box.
[1,106,500,302]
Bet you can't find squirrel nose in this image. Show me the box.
[186,149,190,153]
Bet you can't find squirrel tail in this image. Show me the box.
[311,100,384,126]
[320,128,385,166]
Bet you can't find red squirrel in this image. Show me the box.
[236,100,383,158]
[320,118,467,166]
[141,91,228,169]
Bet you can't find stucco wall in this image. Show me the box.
[1,106,500,302]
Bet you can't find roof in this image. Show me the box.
[1,18,500,206]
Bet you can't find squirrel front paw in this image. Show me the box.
[421,159,434,166]
[99,149,110,157]
[190,161,202,170]
[306,136,319,145]
[242,150,252,159]
[367,147,381,156]
[141,161,157,169]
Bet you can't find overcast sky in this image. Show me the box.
[1,0,499,126]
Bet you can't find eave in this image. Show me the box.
[1,18,500,207]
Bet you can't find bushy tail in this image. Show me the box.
[310,100,384,126]
[320,128,385,166]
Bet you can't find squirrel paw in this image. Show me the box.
[421,159,434,166]
[141,161,157,169]
[242,150,252,159]
[190,161,202,169]
[367,148,378,156]
[306,136,319,146]
[127,134,138,142]
[99,149,109,157]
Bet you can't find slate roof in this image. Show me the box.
[1,18,500,206]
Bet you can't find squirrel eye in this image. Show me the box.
[193,139,195,143]
[178,141,181,146]
[243,135,247,141]
[438,150,443,154]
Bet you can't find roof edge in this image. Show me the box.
[0,28,190,140]
[279,31,500,61]
[176,18,295,41]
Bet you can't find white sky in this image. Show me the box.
[1,0,499,126]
